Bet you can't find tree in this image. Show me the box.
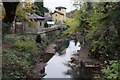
[16,2,39,29]
[66,1,120,79]
[2,2,19,34]
[2,2,19,23]
[34,1,49,16]
[66,2,120,60]
[2,2,40,34]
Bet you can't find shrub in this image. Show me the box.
[94,60,119,80]
[2,35,39,78]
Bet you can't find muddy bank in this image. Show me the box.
[66,44,103,79]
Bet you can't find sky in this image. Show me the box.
[44,0,76,13]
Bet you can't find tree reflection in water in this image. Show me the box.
[65,63,94,80]
[55,40,70,55]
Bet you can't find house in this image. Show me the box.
[44,13,55,27]
[46,22,55,27]
[44,13,52,21]
[24,13,45,34]
[52,6,67,23]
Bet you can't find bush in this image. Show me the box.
[2,35,39,78]
[94,60,119,80]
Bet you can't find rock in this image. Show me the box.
[45,43,57,54]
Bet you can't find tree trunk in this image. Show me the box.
[2,2,19,23]
[2,2,19,34]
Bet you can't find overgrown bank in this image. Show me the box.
[64,2,120,80]
[2,27,68,78]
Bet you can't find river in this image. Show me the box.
[44,40,81,78]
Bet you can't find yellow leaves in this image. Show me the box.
[16,2,39,29]
[65,18,75,23]
[33,70,37,73]
[63,18,80,34]
[0,4,5,19]
[11,62,14,64]
[23,67,26,69]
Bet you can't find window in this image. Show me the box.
[58,8,61,11]
[40,22,42,26]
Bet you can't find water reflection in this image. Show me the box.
[55,40,69,55]
[65,64,93,80]
[44,40,80,78]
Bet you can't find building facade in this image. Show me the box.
[24,13,45,34]
[52,6,67,23]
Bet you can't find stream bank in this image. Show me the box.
[65,44,102,79]
[33,32,88,78]
[2,30,102,79]
[40,34,103,79]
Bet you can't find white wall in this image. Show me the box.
[24,20,44,34]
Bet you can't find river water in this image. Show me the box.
[44,40,81,78]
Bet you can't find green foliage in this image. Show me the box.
[34,2,49,16]
[67,1,120,79]
[102,61,119,79]
[63,18,80,34]
[2,35,39,78]
[14,36,37,52]
[16,2,39,29]
[86,2,119,60]
[44,19,48,28]
[3,49,32,78]
[68,2,120,60]
[2,26,67,78]
[3,34,18,45]
[2,23,12,34]
[95,60,119,80]
[44,19,47,24]
[36,34,49,51]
